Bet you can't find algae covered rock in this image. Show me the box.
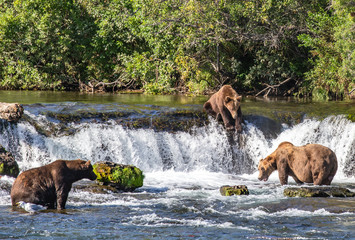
[284,187,355,198]
[0,145,19,178]
[220,185,249,196]
[93,161,144,191]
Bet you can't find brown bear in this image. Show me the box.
[11,159,97,210]
[203,85,242,132]
[258,142,337,185]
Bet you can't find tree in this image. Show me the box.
[298,0,355,99]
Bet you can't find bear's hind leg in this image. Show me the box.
[321,174,335,185]
[313,171,328,185]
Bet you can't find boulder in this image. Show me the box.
[0,103,24,122]
[93,161,144,191]
[220,185,249,196]
[0,145,19,178]
[284,187,355,198]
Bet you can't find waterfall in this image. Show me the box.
[0,112,354,177]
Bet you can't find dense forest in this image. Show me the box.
[0,0,354,99]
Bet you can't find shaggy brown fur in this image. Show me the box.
[11,159,97,209]
[203,85,242,132]
[258,142,338,185]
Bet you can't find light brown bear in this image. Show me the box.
[203,85,242,132]
[11,159,97,210]
[258,142,337,185]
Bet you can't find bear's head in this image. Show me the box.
[74,160,97,181]
[224,95,242,119]
[258,156,277,182]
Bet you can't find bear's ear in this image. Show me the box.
[85,160,91,166]
[225,96,233,103]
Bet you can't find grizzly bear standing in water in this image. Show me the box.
[11,159,97,210]
[203,85,242,132]
[258,142,338,185]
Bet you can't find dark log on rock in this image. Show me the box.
[0,103,24,122]
[0,145,19,178]
[220,185,249,196]
[93,161,144,191]
[284,186,355,198]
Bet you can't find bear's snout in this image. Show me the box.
[259,177,268,182]
[88,171,97,181]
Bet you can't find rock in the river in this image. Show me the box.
[220,185,249,196]
[284,187,355,198]
[93,161,144,191]
[73,182,123,194]
[0,103,24,122]
[0,145,19,178]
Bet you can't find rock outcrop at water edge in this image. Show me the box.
[93,161,144,191]
[0,103,24,122]
[220,185,249,196]
[0,145,19,178]
[284,187,355,198]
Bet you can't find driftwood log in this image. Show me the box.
[0,103,24,122]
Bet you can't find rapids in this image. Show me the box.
[0,96,354,239]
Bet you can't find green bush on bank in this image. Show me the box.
[0,0,353,98]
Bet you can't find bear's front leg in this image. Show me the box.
[235,108,243,133]
[277,158,289,185]
[57,193,69,210]
[220,110,234,130]
[56,185,71,210]
[278,172,288,185]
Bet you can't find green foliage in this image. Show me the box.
[298,0,355,99]
[347,114,355,122]
[0,0,353,97]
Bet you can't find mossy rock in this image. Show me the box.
[0,145,19,178]
[284,187,355,198]
[347,114,355,122]
[93,161,144,191]
[220,185,249,196]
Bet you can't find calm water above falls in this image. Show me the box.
[0,93,354,239]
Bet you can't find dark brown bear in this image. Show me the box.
[203,85,242,132]
[11,159,97,210]
[258,142,338,185]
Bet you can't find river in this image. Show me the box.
[0,91,354,239]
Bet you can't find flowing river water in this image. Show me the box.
[0,91,354,239]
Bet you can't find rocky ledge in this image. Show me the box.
[284,186,355,198]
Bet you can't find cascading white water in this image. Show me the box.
[0,113,354,178]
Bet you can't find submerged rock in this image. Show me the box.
[284,187,355,198]
[0,145,19,178]
[0,102,23,122]
[93,161,144,191]
[73,182,123,194]
[220,185,249,196]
